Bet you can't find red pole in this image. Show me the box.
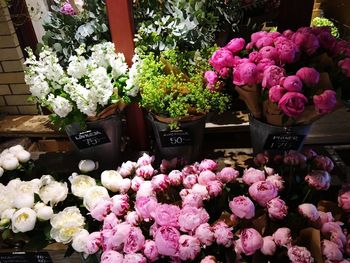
[106,0,149,150]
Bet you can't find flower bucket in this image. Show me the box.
[249,115,312,154]
[65,114,122,169]
[147,114,206,162]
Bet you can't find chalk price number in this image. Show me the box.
[159,129,193,147]
[70,128,110,149]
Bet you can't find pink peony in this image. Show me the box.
[298,203,320,221]
[254,153,269,166]
[123,226,145,254]
[313,155,334,172]
[269,85,287,103]
[209,48,236,71]
[198,170,216,185]
[240,228,263,256]
[267,197,288,220]
[229,195,255,219]
[155,226,180,257]
[59,2,76,15]
[135,164,155,179]
[136,181,155,199]
[251,31,268,44]
[119,161,137,177]
[296,67,320,86]
[292,32,320,55]
[266,174,285,191]
[101,250,123,263]
[256,36,275,49]
[143,240,159,262]
[183,174,198,189]
[199,159,218,171]
[287,246,314,263]
[313,90,337,114]
[338,184,350,212]
[264,167,274,176]
[283,29,294,38]
[131,176,144,192]
[282,75,303,92]
[206,180,223,197]
[154,204,180,227]
[151,174,170,192]
[182,194,203,208]
[225,38,245,53]
[178,206,209,233]
[256,59,275,82]
[204,71,218,86]
[182,163,200,176]
[322,240,343,261]
[160,158,177,173]
[216,167,239,183]
[195,223,214,246]
[103,213,120,230]
[257,46,279,62]
[249,51,259,63]
[213,222,233,247]
[135,196,158,221]
[125,211,141,226]
[305,170,331,190]
[273,227,292,247]
[168,170,183,186]
[191,184,210,199]
[284,150,307,167]
[321,221,346,248]
[86,232,101,254]
[178,235,201,261]
[278,92,308,117]
[137,153,154,166]
[200,256,217,263]
[261,236,276,256]
[111,194,129,217]
[242,167,265,185]
[123,253,146,263]
[262,65,286,89]
[90,199,112,221]
[119,179,131,194]
[275,39,299,64]
[319,211,334,225]
[111,222,132,250]
[248,180,278,207]
[149,222,159,238]
[101,228,115,251]
[338,58,350,77]
[233,62,258,86]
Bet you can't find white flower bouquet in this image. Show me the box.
[24,42,138,128]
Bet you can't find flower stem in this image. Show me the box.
[302,188,311,203]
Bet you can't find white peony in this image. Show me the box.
[1,157,19,170]
[50,206,85,244]
[39,181,68,206]
[72,229,89,253]
[1,208,16,220]
[0,167,3,177]
[119,178,131,194]
[13,193,34,209]
[69,173,96,198]
[35,204,54,221]
[40,175,55,186]
[9,145,24,154]
[101,170,123,192]
[15,150,31,163]
[11,208,37,233]
[78,160,98,173]
[83,186,109,211]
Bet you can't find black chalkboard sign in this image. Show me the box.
[159,129,193,147]
[0,252,52,263]
[70,128,110,149]
[264,134,305,151]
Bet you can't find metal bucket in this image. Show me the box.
[249,115,312,154]
[147,114,206,162]
[65,114,122,169]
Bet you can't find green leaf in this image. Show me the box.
[2,228,11,240]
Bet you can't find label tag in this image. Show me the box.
[70,128,110,149]
[0,252,53,263]
[264,134,305,151]
[159,129,193,147]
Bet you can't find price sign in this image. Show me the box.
[159,129,193,147]
[0,252,52,263]
[70,128,110,149]
[264,134,305,151]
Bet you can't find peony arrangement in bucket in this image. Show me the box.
[24,42,137,129]
[206,26,350,126]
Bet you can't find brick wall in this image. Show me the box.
[0,0,38,115]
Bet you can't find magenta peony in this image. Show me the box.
[233,62,258,86]
[313,89,337,114]
[282,75,303,92]
[278,91,308,117]
[209,48,236,71]
[296,67,320,86]
[262,65,286,89]
[338,58,350,77]
[225,38,245,53]
[269,85,287,103]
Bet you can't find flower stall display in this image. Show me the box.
[206,26,350,153]
[42,0,110,66]
[24,42,136,167]
[135,49,231,161]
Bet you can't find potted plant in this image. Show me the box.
[24,42,137,167]
[135,48,231,161]
[206,26,350,154]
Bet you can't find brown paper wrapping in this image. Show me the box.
[298,228,324,263]
[152,113,205,124]
[263,100,293,126]
[235,85,262,119]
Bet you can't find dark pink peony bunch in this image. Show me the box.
[206,27,349,124]
[59,2,76,16]
[72,149,350,262]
